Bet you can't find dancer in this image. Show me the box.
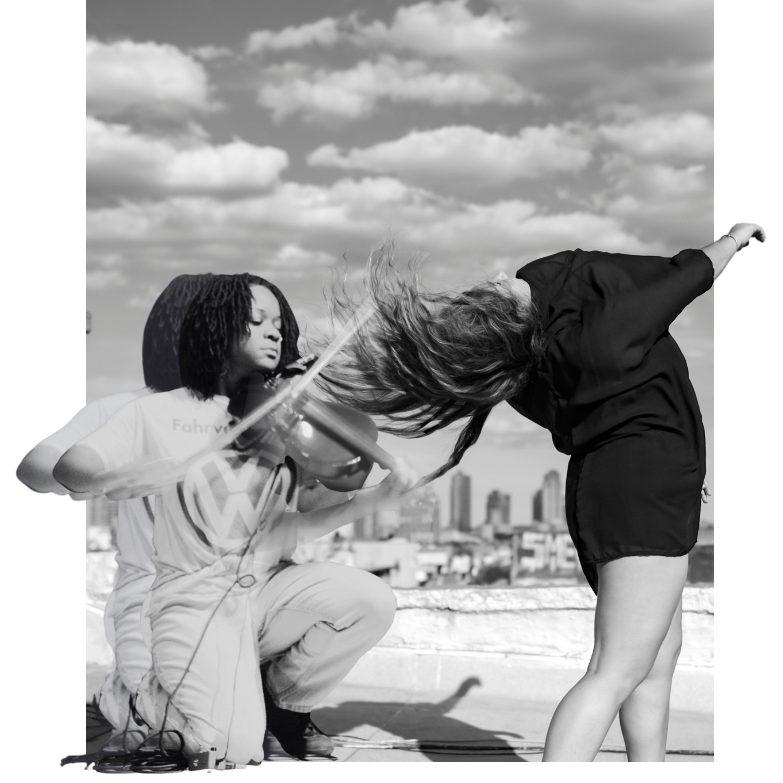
[16,274,212,746]
[53,273,414,766]
[318,223,765,761]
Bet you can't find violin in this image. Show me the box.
[228,368,395,492]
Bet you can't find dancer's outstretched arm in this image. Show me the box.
[701,222,765,279]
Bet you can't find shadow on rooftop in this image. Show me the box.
[314,676,529,762]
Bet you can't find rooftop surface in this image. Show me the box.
[295,680,712,763]
[87,647,713,764]
[85,664,712,764]
[85,555,713,764]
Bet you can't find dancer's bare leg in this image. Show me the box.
[619,602,683,761]
[542,555,688,761]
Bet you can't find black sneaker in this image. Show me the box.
[263,697,335,760]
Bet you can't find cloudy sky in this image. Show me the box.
[86,0,714,526]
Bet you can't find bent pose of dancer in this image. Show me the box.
[54,273,413,766]
[16,274,211,745]
[319,223,765,761]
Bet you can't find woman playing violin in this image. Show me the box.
[54,272,415,766]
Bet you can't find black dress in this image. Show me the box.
[508,248,714,593]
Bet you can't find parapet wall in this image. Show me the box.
[86,554,713,669]
[86,554,713,714]
[382,585,714,668]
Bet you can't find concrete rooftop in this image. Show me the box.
[85,553,713,764]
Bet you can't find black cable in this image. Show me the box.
[62,730,189,773]
[330,736,714,757]
[154,462,289,765]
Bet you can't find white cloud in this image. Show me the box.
[87,39,216,122]
[353,0,526,65]
[597,156,712,246]
[88,178,421,247]
[585,61,713,115]
[247,18,340,54]
[598,112,712,159]
[602,156,710,204]
[87,117,288,198]
[86,268,128,291]
[190,45,233,62]
[264,244,337,277]
[257,56,535,122]
[308,124,592,188]
[242,2,525,67]
[87,176,647,276]
[412,207,646,263]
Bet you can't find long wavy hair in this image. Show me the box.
[318,244,544,481]
[179,273,301,399]
[142,273,214,392]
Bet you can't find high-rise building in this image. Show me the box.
[450,470,472,532]
[542,469,564,526]
[398,484,440,540]
[485,489,511,529]
[353,511,377,541]
[532,489,543,523]
[355,506,402,540]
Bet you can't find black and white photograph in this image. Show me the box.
[4,0,779,773]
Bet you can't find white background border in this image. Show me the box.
[3,1,779,778]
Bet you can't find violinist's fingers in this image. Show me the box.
[386,457,418,493]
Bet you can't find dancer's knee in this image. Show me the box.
[586,654,657,702]
[649,627,682,680]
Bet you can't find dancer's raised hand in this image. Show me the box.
[727,222,766,249]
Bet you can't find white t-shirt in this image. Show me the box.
[77,388,299,585]
[44,388,155,577]
[44,390,144,453]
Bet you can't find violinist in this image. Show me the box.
[16,273,212,752]
[54,273,415,766]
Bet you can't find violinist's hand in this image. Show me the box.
[381,458,418,496]
[297,457,418,542]
[360,458,418,506]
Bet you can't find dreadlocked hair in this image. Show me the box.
[179,273,301,399]
[317,243,544,482]
[142,274,214,392]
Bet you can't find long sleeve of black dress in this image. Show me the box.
[509,248,714,456]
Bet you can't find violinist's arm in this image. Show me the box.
[17,443,71,494]
[53,444,107,495]
[295,460,416,543]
